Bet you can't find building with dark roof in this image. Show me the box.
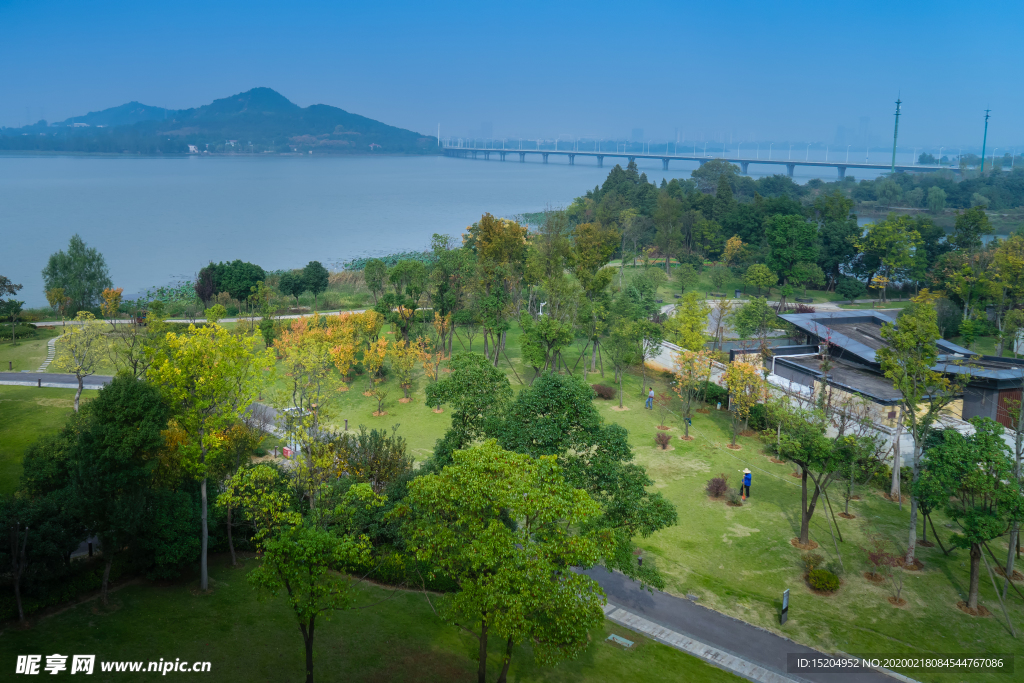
[774,310,1024,430]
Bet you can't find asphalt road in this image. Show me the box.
[584,568,900,683]
[0,372,114,389]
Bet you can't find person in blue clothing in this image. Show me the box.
[741,468,752,500]
[645,387,655,410]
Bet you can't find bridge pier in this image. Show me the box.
[484,151,492,160]
[837,166,846,180]
[596,155,604,167]
[662,158,669,170]
[471,151,477,159]
[698,159,708,167]
[542,153,549,164]
[786,163,795,178]
[519,152,526,162]
[568,154,575,165]
[627,156,635,164]
[499,151,506,161]
[740,162,749,175]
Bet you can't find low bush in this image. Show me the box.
[655,432,671,449]
[800,552,825,574]
[824,559,844,577]
[794,304,816,314]
[808,568,840,592]
[592,384,616,400]
[705,473,729,498]
[726,488,742,505]
[702,381,728,407]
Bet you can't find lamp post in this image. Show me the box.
[825,146,829,162]
[939,146,944,165]
[846,145,851,163]
[769,143,773,160]
[913,148,917,165]
[703,142,708,157]
[789,144,792,160]
[756,143,760,160]
[737,142,741,158]
[806,144,810,161]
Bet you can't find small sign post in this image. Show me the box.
[781,589,790,625]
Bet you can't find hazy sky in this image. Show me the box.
[2,0,1020,149]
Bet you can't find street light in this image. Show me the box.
[789,144,792,160]
[806,144,810,161]
[703,142,708,156]
[846,145,850,163]
[825,146,829,162]
[756,143,760,159]
[939,146,944,165]
[769,143,773,160]
[737,142,741,158]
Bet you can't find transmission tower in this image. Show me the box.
[890,96,902,173]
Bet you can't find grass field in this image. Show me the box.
[5,298,1023,679]
[0,554,742,683]
[0,385,95,495]
[0,327,60,373]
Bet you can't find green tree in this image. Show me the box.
[876,291,967,566]
[743,263,776,297]
[927,186,947,213]
[691,159,739,194]
[676,263,699,293]
[923,419,1023,611]
[52,311,108,411]
[211,260,266,302]
[403,441,613,683]
[764,214,818,285]
[72,375,170,605]
[518,311,574,382]
[731,297,777,341]
[663,291,709,352]
[425,352,513,470]
[950,206,993,252]
[302,261,329,307]
[278,271,306,306]
[488,373,677,588]
[41,234,112,313]
[813,192,860,288]
[604,319,641,408]
[855,215,922,302]
[149,323,274,591]
[362,258,388,305]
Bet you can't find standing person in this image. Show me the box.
[740,468,752,500]
[645,386,655,410]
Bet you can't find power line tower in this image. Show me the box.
[890,96,902,173]
[980,109,991,175]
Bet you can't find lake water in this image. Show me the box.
[1,153,883,307]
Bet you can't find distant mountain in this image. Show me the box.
[2,88,438,155]
[60,102,183,127]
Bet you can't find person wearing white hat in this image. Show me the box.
[741,468,752,500]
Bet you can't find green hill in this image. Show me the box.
[1,88,438,155]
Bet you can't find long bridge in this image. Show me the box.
[442,146,953,179]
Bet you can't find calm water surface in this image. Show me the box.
[1,154,876,306]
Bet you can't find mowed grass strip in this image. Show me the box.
[0,555,743,683]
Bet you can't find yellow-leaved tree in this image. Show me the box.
[149,323,274,591]
[663,291,710,352]
[724,360,767,448]
[672,349,714,440]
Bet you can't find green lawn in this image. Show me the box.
[0,385,96,494]
[0,554,742,683]
[0,327,59,373]
[5,314,1023,680]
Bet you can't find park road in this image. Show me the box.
[584,568,904,683]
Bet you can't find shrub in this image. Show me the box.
[748,403,768,431]
[702,381,728,406]
[705,473,729,498]
[808,568,840,592]
[794,304,816,314]
[655,432,671,449]
[592,384,616,400]
[824,559,844,577]
[727,487,743,505]
[800,552,825,574]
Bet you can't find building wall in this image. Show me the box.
[963,386,998,422]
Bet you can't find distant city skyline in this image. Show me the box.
[1,0,1020,148]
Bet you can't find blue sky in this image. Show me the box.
[1,0,1020,149]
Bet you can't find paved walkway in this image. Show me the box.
[0,372,113,390]
[586,569,906,683]
[37,336,57,371]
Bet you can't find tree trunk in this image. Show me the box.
[101,556,113,607]
[618,373,624,408]
[477,619,489,683]
[591,340,598,373]
[967,543,982,611]
[905,441,922,565]
[889,410,904,500]
[74,375,83,412]
[496,636,515,683]
[1005,522,1019,601]
[299,616,316,683]
[800,469,810,544]
[227,504,236,567]
[200,476,209,591]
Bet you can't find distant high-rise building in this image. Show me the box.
[631,128,644,142]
